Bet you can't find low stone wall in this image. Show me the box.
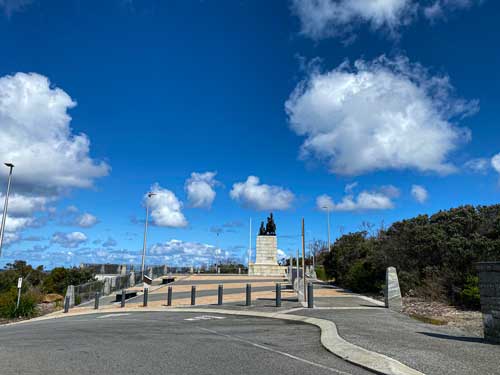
[477,262,500,343]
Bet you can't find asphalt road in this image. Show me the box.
[0,312,373,375]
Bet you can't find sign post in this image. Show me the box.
[16,277,22,309]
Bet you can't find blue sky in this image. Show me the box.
[0,0,499,268]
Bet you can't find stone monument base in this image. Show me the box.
[248,263,287,277]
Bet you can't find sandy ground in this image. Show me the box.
[402,297,483,337]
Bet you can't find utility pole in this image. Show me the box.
[216,232,220,273]
[323,206,331,252]
[302,218,306,302]
[141,192,156,283]
[296,248,299,293]
[248,217,252,275]
[0,163,14,257]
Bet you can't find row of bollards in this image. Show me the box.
[65,281,315,313]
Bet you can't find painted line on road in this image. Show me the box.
[199,327,353,375]
[97,313,130,319]
[184,315,226,321]
[358,296,385,307]
[312,307,382,310]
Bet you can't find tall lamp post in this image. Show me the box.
[248,217,252,275]
[323,206,331,252]
[141,192,156,282]
[0,163,14,257]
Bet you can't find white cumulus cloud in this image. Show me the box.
[464,158,489,174]
[411,184,429,203]
[423,0,480,20]
[0,72,109,243]
[291,0,482,40]
[285,56,477,176]
[77,213,98,228]
[316,185,397,211]
[51,231,88,248]
[491,153,500,174]
[185,171,218,209]
[147,183,187,228]
[230,176,295,211]
[0,73,109,193]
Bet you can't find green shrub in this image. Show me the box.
[0,287,40,319]
[344,260,379,293]
[314,266,329,281]
[460,275,480,309]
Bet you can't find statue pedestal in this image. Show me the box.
[249,235,286,277]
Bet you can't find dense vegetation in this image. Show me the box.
[319,204,500,309]
[0,261,94,319]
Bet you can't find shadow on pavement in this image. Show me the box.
[418,332,489,344]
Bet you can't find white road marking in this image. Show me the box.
[184,315,226,321]
[358,295,385,306]
[97,313,131,319]
[200,327,353,375]
[312,306,381,310]
[279,307,305,314]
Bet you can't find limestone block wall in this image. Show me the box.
[255,235,277,264]
[477,262,500,343]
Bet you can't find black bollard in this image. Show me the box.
[307,282,314,308]
[276,283,282,307]
[218,284,223,305]
[246,284,251,306]
[143,288,148,307]
[167,286,172,306]
[64,296,70,313]
[94,292,100,310]
[191,286,196,305]
[121,289,126,308]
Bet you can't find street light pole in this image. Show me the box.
[323,206,331,252]
[0,163,14,257]
[248,217,252,275]
[140,192,155,282]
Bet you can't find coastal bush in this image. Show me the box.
[322,204,500,309]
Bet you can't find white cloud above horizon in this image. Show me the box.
[464,158,490,174]
[51,231,87,248]
[185,171,218,209]
[0,72,108,243]
[77,213,98,228]
[491,153,500,175]
[230,176,295,211]
[411,184,429,203]
[291,0,482,41]
[147,183,188,228]
[316,185,398,211]
[57,206,98,228]
[285,55,477,176]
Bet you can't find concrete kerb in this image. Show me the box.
[2,307,423,375]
